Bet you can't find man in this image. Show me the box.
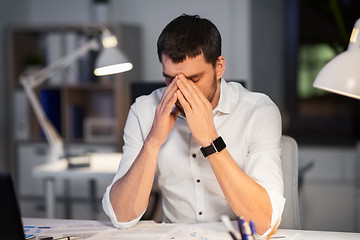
[102,14,285,235]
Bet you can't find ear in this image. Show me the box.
[215,56,226,79]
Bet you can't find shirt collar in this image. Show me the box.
[213,78,231,115]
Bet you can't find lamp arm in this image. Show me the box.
[21,82,64,163]
[26,38,100,88]
[20,38,100,163]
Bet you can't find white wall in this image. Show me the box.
[110,0,250,83]
[28,0,91,23]
[27,0,251,84]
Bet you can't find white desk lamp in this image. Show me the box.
[20,27,133,164]
[313,18,360,98]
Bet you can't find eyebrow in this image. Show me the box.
[162,72,205,80]
[162,73,174,79]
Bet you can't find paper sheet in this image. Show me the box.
[25,221,112,239]
[90,221,235,240]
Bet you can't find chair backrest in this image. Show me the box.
[279,135,301,229]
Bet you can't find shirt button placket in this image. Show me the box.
[190,136,205,222]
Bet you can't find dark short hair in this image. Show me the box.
[157,14,222,67]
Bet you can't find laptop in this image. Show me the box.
[0,172,26,240]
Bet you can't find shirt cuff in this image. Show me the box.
[261,188,286,236]
[102,184,145,229]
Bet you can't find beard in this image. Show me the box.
[175,74,218,117]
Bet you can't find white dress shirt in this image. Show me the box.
[102,78,285,231]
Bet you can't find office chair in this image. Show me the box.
[279,135,301,229]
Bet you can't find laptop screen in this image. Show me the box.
[0,172,26,240]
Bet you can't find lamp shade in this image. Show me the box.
[94,30,133,76]
[313,50,360,100]
[313,18,360,100]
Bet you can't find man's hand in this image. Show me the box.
[147,78,180,148]
[175,74,218,146]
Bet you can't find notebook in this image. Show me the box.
[0,172,26,240]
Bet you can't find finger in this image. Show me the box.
[176,89,192,114]
[162,76,178,100]
[160,91,177,116]
[177,74,197,96]
[176,76,201,109]
[185,79,210,105]
[161,79,178,108]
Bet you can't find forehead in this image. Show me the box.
[161,53,213,76]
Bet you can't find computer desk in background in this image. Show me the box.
[22,217,360,240]
[32,153,121,219]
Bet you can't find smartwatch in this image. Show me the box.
[200,136,226,158]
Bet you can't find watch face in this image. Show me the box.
[214,137,226,150]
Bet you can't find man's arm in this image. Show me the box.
[207,149,273,234]
[176,75,277,234]
[109,79,180,223]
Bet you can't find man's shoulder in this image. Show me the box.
[225,81,276,108]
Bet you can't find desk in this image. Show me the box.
[23,218,360,240]
[32,153,121,219]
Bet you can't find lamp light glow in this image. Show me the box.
[94,62,133,76]
[350,28,359,43]
[102,35,118,48]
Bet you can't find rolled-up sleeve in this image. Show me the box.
[102,183,144,229]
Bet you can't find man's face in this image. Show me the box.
[161,53,220,115]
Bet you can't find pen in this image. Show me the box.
[242,220,254,240]
[229,231,238,240]
[220,215,238,240]
[240,218,249,240]
[53,237,77,240]
[250,220,257,239]
[250,221,256,234]
[237,217,245,240]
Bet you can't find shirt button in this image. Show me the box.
[199,211,202,215]
[192,153,197,158]
[196,179,200,183]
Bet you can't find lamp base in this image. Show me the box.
[63,155,91,169]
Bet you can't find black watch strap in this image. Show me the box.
[200,136,226,158]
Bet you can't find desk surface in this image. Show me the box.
[23,218,360,240]
[33,153,121,180]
